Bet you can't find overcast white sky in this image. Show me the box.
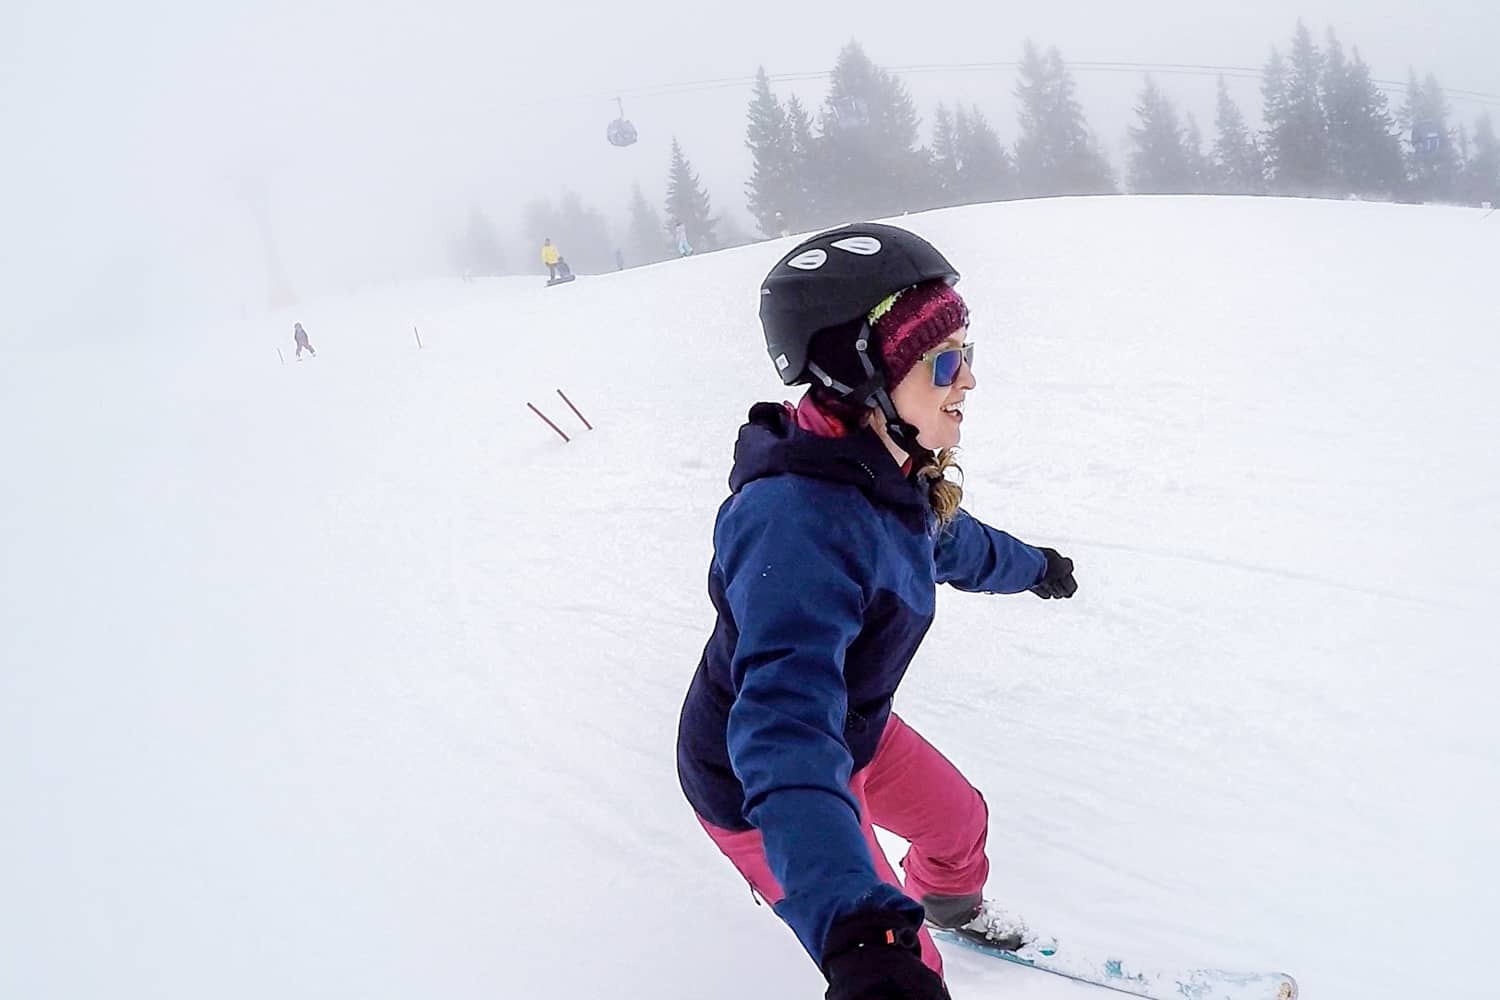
[4,0,1498,345]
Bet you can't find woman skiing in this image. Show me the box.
[676,223,1078,1000]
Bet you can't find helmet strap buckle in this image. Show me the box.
[853,325,920,446]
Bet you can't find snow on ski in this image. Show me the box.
[934,928,1297,1000]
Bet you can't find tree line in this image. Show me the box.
[456,23,1500,275]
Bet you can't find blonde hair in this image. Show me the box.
[916,448,964,524]
[855,405,965,524]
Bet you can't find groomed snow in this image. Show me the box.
[3,196,1496,1000]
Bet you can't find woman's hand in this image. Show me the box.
[1029,547,1078,600]
[824,919,949,1000]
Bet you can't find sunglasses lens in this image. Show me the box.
[931,344,972,387]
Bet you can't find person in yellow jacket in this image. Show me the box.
[541,238,561,280]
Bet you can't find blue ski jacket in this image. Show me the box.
[676,402,1048,963]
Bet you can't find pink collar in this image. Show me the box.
[789,394,850,439]
[788,394,915,476]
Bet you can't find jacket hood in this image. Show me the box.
[727,402,929,515]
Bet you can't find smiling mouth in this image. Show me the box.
[942,400,964,420]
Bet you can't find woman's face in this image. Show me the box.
[888,328,975,451]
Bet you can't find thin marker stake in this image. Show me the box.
[556,389,593,430]
[527,403,571,442]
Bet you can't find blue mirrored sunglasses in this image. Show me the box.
[921,342,974,387]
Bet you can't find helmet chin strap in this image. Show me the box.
[806,323,925,459]
[851,324,924,450]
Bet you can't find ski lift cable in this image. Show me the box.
[524,60,1500,111]
[887,60,1500,104]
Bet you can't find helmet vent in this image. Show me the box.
[787,249,828,270]
[830,236,882,256]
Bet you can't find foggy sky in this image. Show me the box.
[5,0,1497,345]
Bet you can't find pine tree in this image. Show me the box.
[1128,76,1195,194]
[1260,47,1291,187]
[1272,21,1330,195]
[626,183,672,265]
[1464,113,1500,206]
[958,105,1017,203]
[783,94,821,230]
[1214,76,1264,194]
[1321,30,1356,193]
[1013,42,1115,197]
[1322,32,1404,198]
[812,41,937,221]
[665,137,718,251]
[1183,115,1213,194]
[1401,71,1463,201]
[1212,76,1260,193]
[931,102,963,206]
[745,68,793,237]
[931,104,1016,206]
[1346,46,1404,197]
[951,106,975,173]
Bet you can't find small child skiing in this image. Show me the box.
[674,221,693,257]
[293,322,316,358]
[676,223,1078,1000]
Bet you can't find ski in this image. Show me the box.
[934,928,1297,1000]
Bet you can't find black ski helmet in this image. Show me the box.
[759,222,960,387]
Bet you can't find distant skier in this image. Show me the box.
[676,223,1077,1000]
[615,248,625,271]
[541,238,561,280]
[674,221,693,257]
[293,322,316,358]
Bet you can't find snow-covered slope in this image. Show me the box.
[4,197,1496,1000]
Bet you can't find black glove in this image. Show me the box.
[824,917,949,1000]
[1029,547,1078,600]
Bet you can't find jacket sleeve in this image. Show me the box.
[933,507,1048,594]
[717,481,922,962]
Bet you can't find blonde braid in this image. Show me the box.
[915,448,963,524]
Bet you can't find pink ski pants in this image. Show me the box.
[698,712,989,976]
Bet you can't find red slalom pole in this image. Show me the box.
[556,389,593,430]
[527,403,571,442]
